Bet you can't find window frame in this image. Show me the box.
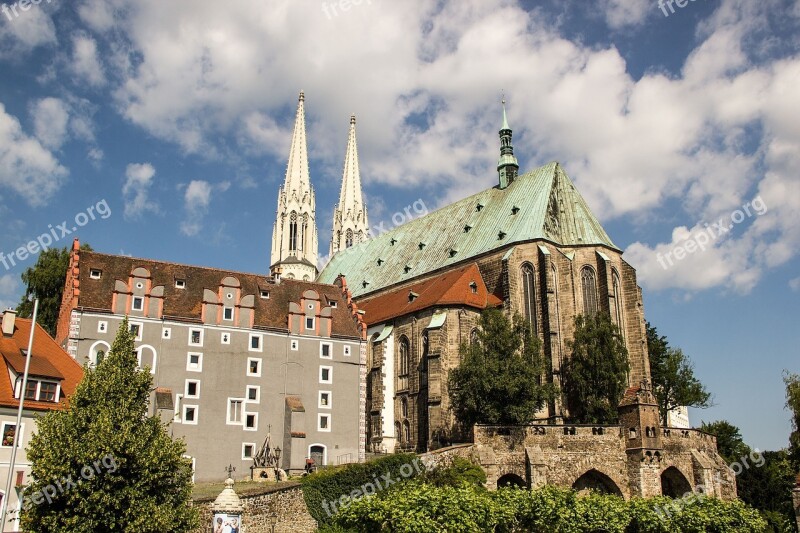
[246,385,260,403]
[249,333,263,352]
[131,296,144,312]
[186,352,203,372]
[188,328,204,347]
[185,379,200,399]
[319,366,333,384]
[247,357,262,377]
[182,405,199,425]
[227,398,244,425]
[320,342,332,359]
[318,413,331,432]
[319,390,332,409]
[1,422,24,448]
[223,306,234,321]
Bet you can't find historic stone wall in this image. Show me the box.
[191,483,316,533]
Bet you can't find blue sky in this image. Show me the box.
[0,0,798,451]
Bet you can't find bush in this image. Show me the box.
[421,457,487,487]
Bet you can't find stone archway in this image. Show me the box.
[497,473,526,489]
[573,469,623,497]
[661,466,692,498]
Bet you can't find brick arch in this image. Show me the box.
[570,457,628,499]
[660,465,693,498]
[573,468,623,497]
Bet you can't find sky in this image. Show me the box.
[0,0,798,451]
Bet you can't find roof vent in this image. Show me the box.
[377,258,384,266]
[408,291,418,302]
[476,203,484,212]
[511,206,520,215]
[449,249,458,258]
[362,280,370,288]
[418,242,426,250]
[390,238,397,246]
[498,231,506,240]
[404,265,412,274]
[464,225,472,233]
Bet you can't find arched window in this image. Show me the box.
[395,422,402,442]
[612,270,625,338]
[401,398,408,418]
[581,266,598,316]
[301,214,308,252]
[521,263,537,334]
[403,420,411,444]
[289,212,298,252]
[469,328,480,348]
[398,337,409,377]
[345,229,353,248]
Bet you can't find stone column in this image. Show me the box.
[211,478,244,532]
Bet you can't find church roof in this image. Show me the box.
[318,161,617,297]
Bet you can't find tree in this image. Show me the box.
[784,371,800,471]
[646,323,711,426]
[16,244,91,337]
[22,318,199,532]
[700,420,748,464]
[562,313,629,424]
[448,309,556,429]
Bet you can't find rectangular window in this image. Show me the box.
[246,386,259,402]
[247,358,261,377]
[242,443,256,460]
[319,391,331,409]
[185,380,200,399]
[260,290,270,299]
[129,322,143,341]
[344,345,351,357]
[228,399,244,424]
[319,366,332,384]
[305,317,315,330]
[187,352,203,372]
[97,321,107,334]
[132,297,144,311]
[249,334,262,352]
[188,329,203,346]
[1,423,22,447]
[245,413,257,431]
[329,300,337,308]
[183,405,198,425]
[223,307,234,321]
[24,380,37,400]
[318,414,331,432]
[89,269,102,279]
[162,327,171,339]
[39,382,57,402]
[175,279,186,289]
[320,342,332,359]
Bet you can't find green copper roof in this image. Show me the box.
[318,162,617,297]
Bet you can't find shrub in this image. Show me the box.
[421,456,487,487]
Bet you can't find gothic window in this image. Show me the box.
[398,337,409,377]
[301,214,308,252]
[551,264,563,371]
[401,398,408,418]
[395,422,402,442]
[581,266,598,316]
[345,229,353,248]
[357,230,364,244]
[612,270,625,338]
[289,212,298,252]
[469,328,480,348]
[422,331,429,358]
[403,420,411,444]
[521,263,537,334]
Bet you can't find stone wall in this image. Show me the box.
[191,482,316,533]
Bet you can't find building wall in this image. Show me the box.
[0,409,36,532]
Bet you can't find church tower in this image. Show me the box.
[270,91,319,280]
[497,99,519,189]
[330,114,370,256]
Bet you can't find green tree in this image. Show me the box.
[646,323,711,425]
[784,371,800,471]
[700,420,749,464]
[448,309,556,428]
[562,313,629,424]
[16,244,91,337]
[22,318,199,532]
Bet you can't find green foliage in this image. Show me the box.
[300,453,422,525]
[328,483,768,532]
[737,450,798,533]
[22,318,199,532]
[700,420,750,464]
[646,323,711,425]
[16,243,91,337]
[784,371,800,471]
[563,313,629,424]
[448,309,557,428]
[420,457,486,488]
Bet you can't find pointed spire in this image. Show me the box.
[330,114,370,257]
[497,96,519,189]
[284,90,311,195]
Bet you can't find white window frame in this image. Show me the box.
[248,333,262,352]
[318,390,332,409]
[185,379,200,399]
[1,422,24,448]
[244,412,258,432]
[227,398,244,425]
[223,306,234,321]
[132,296,144,311]
[247,358,262,378]
[305,317,315,331]
[290,339,299,351]
[188,328,204,347]
[260,290,270,299]
[128,321,143,341]
[320,342,332,359]
[242,443,256,460]
[221,331,231,345]
[89,269,102,279]
[318,413,331,432]
[183,455,196,483]
[97,321,108,334]
[182,405,199,425]
[344,345,351,357]
[175,279,186,289]
[246,385,260,403]
[319,366,333,384]
[186,352,203,372]
[162,327,171,340]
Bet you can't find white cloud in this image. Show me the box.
[30,97,70,150]
[0,103,68,206]
[602,0,651,29]
[77,0,120,33]
[122,163,159,219]
[180,180,213,236]
[0,274,18,311]
[0,2,57,56]
[790,277,800,291]
[70,34,106,87]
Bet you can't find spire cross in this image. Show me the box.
[225,464,236,478]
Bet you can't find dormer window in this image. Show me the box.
[260,290,270,299]
[89,269,102,279]
[511,206,520,215]
[469,281,478,294]
[175,279,186,289]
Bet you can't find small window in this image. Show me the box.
[221,332,230,345]
[318,414,331,432]
[470,281,478,294]
[97,321,107,333]
[343,345,351,357]
[249,334,262,352]
[89,269,102,279]
[319,391,331,409]
[247,358,261,377]
[290,339,299,351]
[260,290,270,299]
[175,279,186,289]
[183,405,198,424]
[1,422,22,448]
[185,380,200,398]
[320,343,332,359]
[246,386,259,402]
[39,382,57,402]
[129,322,142,341]
[189,329,203,346]
[24,380,37,400]
[187,352,202,372]
[245,413,257,430]
[329,300,337,308]
[223,307,234,321]
[242,443,256,460]
[162,328,171,339]
[305,317,315,330]
[320,366,332,384]
[132,297,144,311]
[228,399,244,424]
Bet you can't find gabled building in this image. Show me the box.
[0,310,83,530]
[56,242,367,482]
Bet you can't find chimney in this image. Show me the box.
[2,309,17,336]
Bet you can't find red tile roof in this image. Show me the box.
[357,263,502,325]
[0,317,83,412]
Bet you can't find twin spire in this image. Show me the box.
[270,92,369,280]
